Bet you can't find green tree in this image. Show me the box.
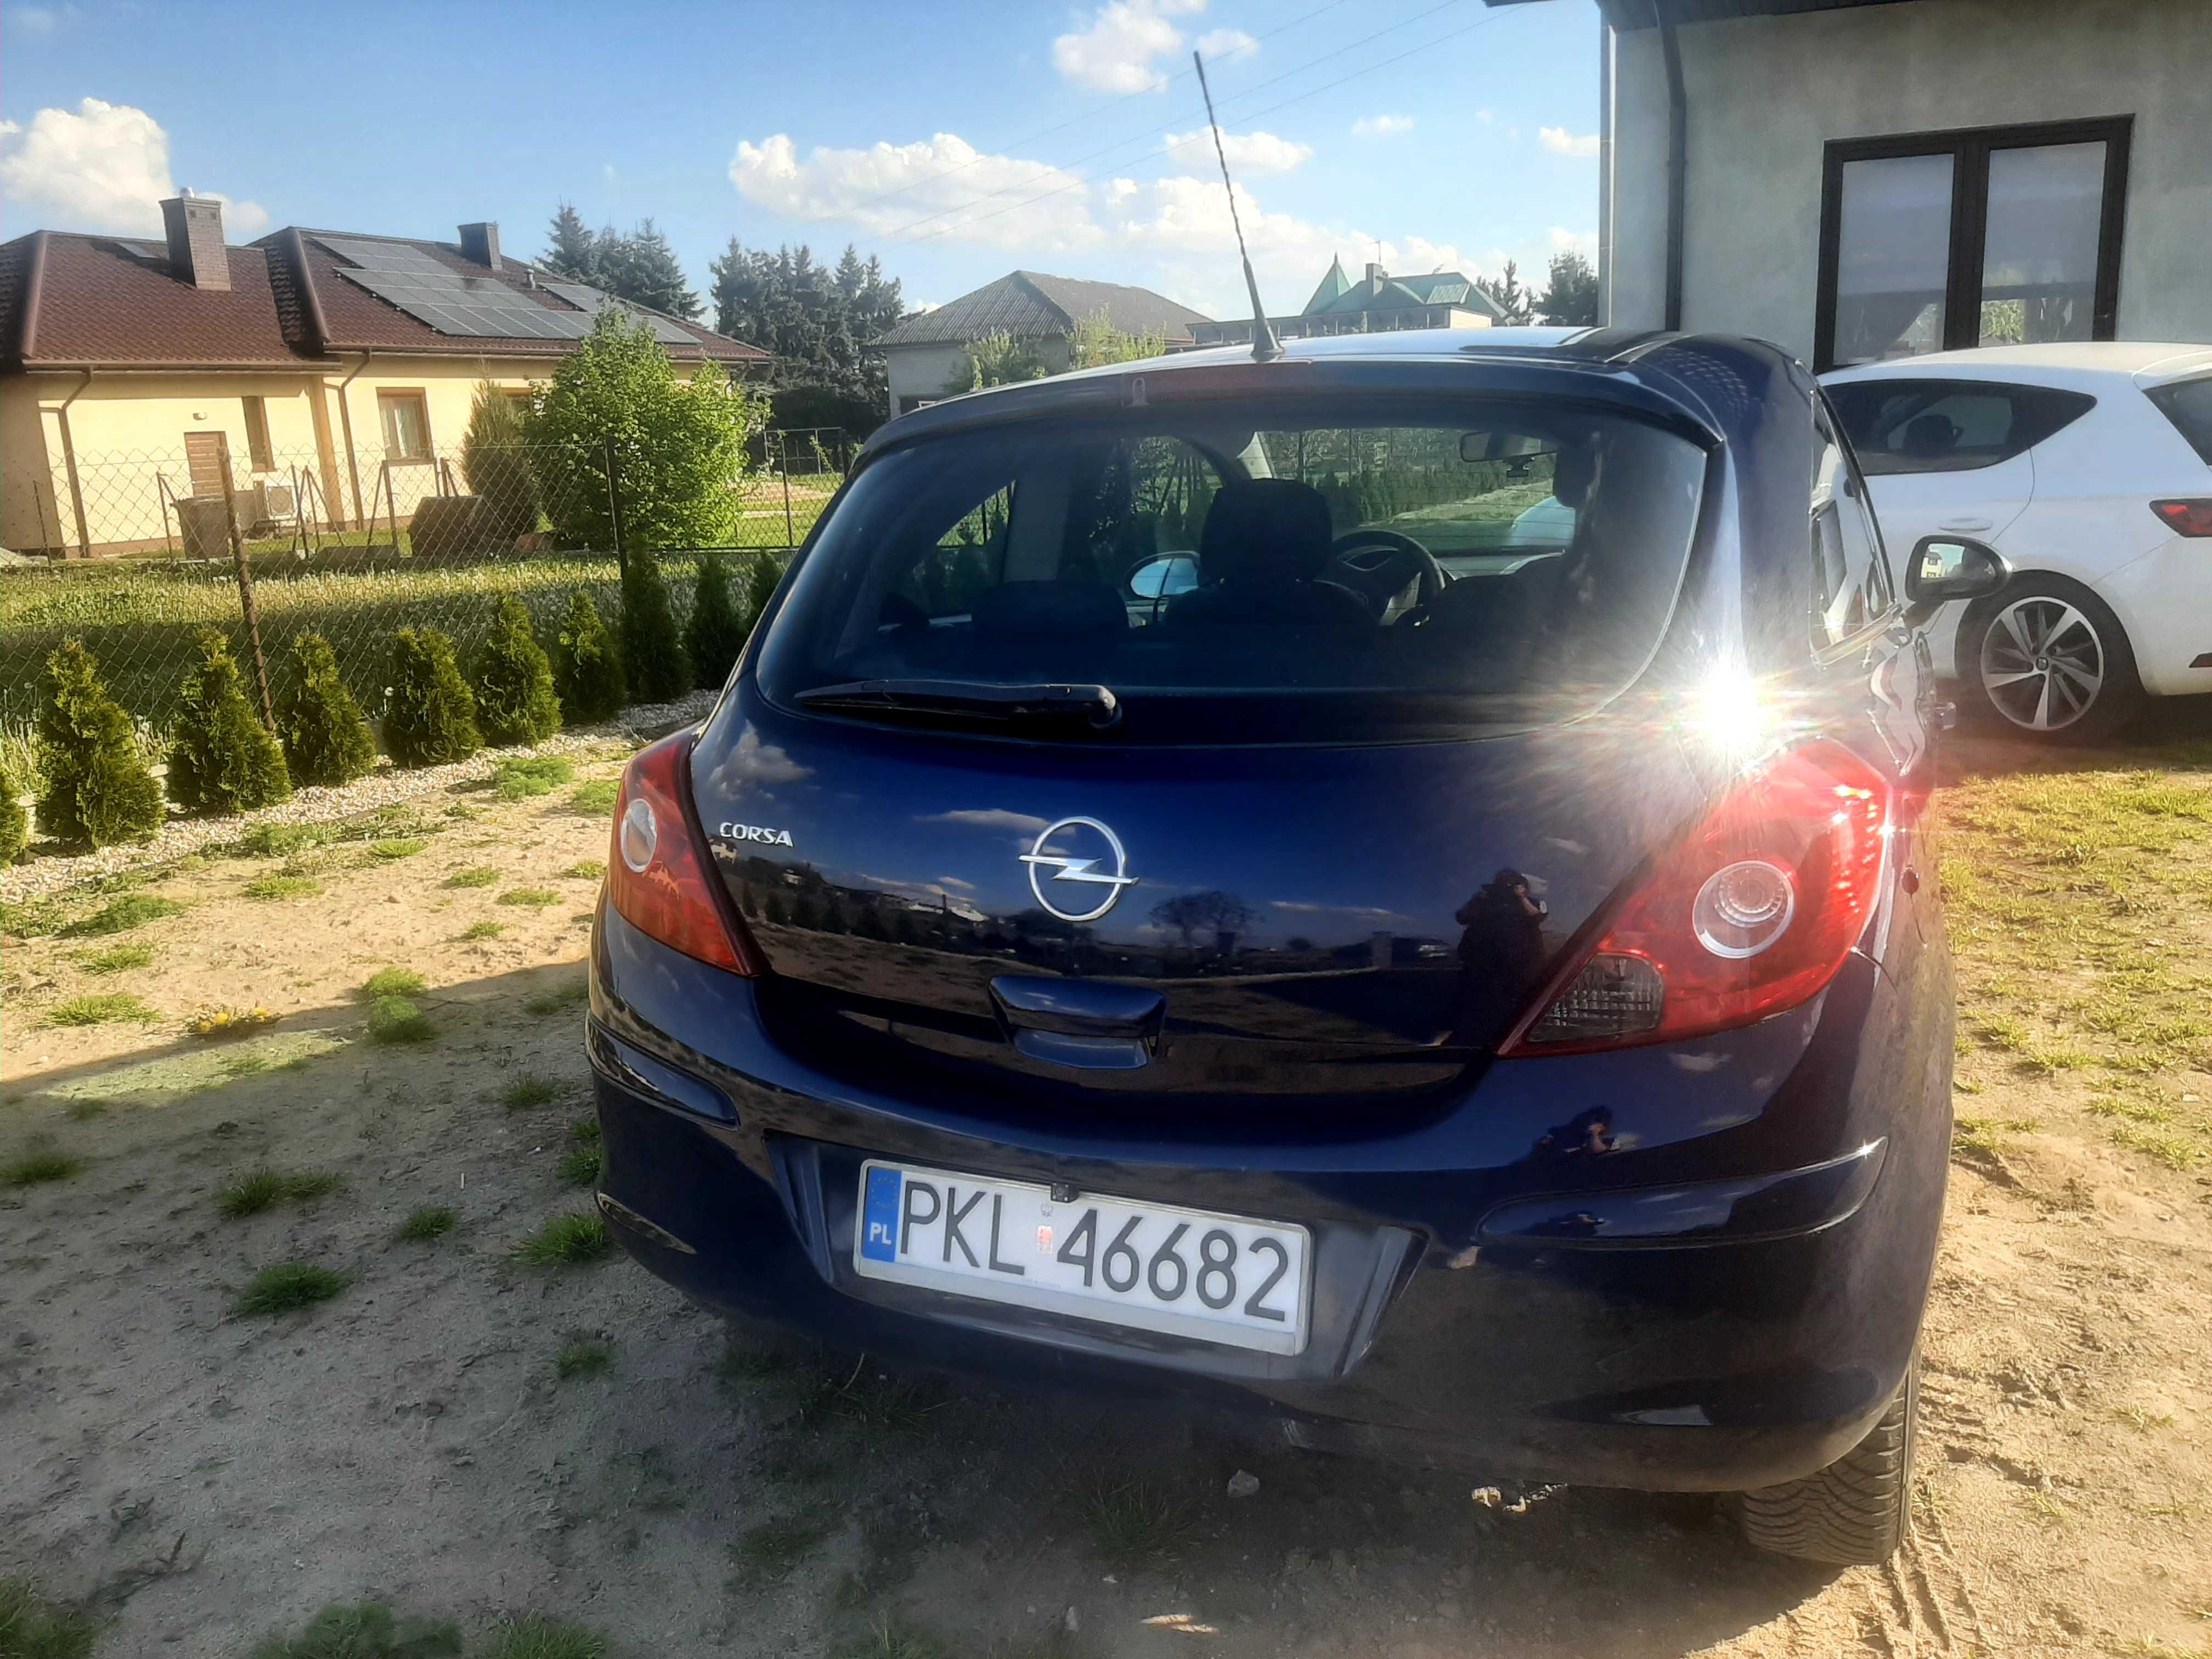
[1069,306,1166,368]
[1476,258,1536,326]
[382,628,482,768]
[741,552,785,634]
[685,552,749,689]
[1534,250,1600,326]
[0,755,26,864]
[552,588,627,723]
[460,380,541,545]
[278,632,377,787]
[591,217,702,319]
[543,202,597,281]
[36,640,163,847]
[709,238,906,414]
[472,596,562,745]
[168,630,291,815]
[524,312,765,551]
[620,549,691,703]
[956,329,1051,392]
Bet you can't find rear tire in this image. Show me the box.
[1958,575,2143,743]
[1736,1355,1918,1565]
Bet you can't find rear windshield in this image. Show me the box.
[2146,376,2212,465]
[756,395,1707,743]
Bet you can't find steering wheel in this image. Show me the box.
[1325,529,1448,618]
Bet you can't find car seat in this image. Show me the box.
[1165,479,1372,628]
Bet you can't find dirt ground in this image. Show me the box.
[2,713,2208,1657]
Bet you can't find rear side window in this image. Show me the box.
[2146,376,2212,465]
[757,396,1708,744]
[1826,377,2095,475]
[1810,404,1894,650]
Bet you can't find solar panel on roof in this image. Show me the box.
[544,280,696,344]
[334,263,593,341]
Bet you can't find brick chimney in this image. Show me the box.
[459,222,501,268]
[160,193,229,291]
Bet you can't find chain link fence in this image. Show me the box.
[1,430,845,755]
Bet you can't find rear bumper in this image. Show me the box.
[2093,534,2212,697]
[586,904,1950,1492]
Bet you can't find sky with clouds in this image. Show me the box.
[0,0,1601,323]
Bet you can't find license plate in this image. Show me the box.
[852,1160,1311,1356]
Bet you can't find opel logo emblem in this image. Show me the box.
[1019,816,1138,923]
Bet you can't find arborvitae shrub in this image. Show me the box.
[382,628,482,768]
[460,378,542,546]
[619,549,691,704]
[472,595,562,745]
[741,552,783,634]
[0,757,26,864]
[552,589,626,723]
[684,552,748,690]
[167,630,292,815]
[36,639,163,847]
[278,631,377,787]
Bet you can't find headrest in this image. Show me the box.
[1197,478,1334,585]
[1900,413,1960,458]
[970,579,1127,637]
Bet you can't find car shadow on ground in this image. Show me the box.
[3,956,1853,1656]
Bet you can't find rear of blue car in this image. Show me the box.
[585,334,1951,1564]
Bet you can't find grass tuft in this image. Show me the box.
[235,1261,348,1317]
[58,893,185,938]
[492,756,577,800]
[361,967,427,1000]
[497,887,561,909]
[837,1616,952,1659]
[187,1005,279,1040]
[567,780,619,815]
[239,822,331,859]
[2,1149,84,1188]
[219,1167,345,1217]
[245,1600,461,1658]
[562,860,606,882]
[76,941,155,975]
[367,995,436,1044]
[455,920,504,941]
[45,991,154,1027]
[479,1615,605,1659]
[557,1146,603,1188]
[503,1076,560,1110]
[523,979,586,1015]
[442,866,499,889]
[244,874,322,901]
[556,1340,612,1379]
[365,838,427,861]
[397,1206,458,1243]
[0,1577,98,1659]
[1081,1475,1196,1567]
[515,1212,611,1267]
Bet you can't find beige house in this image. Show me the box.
[0,198,768,556]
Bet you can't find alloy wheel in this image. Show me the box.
[1978,596,2107,732]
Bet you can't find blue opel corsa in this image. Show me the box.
[585,326,2005,1564]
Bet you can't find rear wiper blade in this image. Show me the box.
[795,679,1122,731]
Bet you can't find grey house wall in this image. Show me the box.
[1604,0,2212,361]
[883,336,1074,418]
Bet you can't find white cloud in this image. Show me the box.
[1194,26,1257,60]
[730,132,1102,252]
[1351,114,1415,139]
[918,808,1051,835]
[0,98,267,236]
[1052,0,1205,93]
[1161,126,1311,177]
[1539,126,1599,159]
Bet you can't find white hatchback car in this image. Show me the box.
[1822,343,2211,741]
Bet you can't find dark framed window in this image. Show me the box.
[377,390,432,462]
[1824,379,2097,476]
[1815,116,2131,371]
[1809,395,1893,653]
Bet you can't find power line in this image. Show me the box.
[867,0,1474,246]
[891,5,1504,250]
[821,0,1360,225]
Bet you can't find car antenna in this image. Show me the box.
[1193,49,1280,363]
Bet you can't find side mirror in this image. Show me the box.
[1901,535,2009,628]
[1127,551,1199,601]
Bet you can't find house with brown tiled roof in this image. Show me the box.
[0,195,768,556]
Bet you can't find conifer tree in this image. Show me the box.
[619,548,691,703]
[552,589,627,723]
[383,628,483,768]
[36,640,164,847]
[684,552,748,689]
[472,595,562,744]
[168,630,292,814]
[278,632,378,787]
[0,757,26,864]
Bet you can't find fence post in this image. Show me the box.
[603,433,628,577]
[221,469,277,729]
[382,464,401,557]
[778,432,794,549]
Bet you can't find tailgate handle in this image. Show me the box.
[989,975,1165,1070]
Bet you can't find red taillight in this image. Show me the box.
[2151,498,2212,537]
[606,732,760,975]
[1499,742,1891,1057]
